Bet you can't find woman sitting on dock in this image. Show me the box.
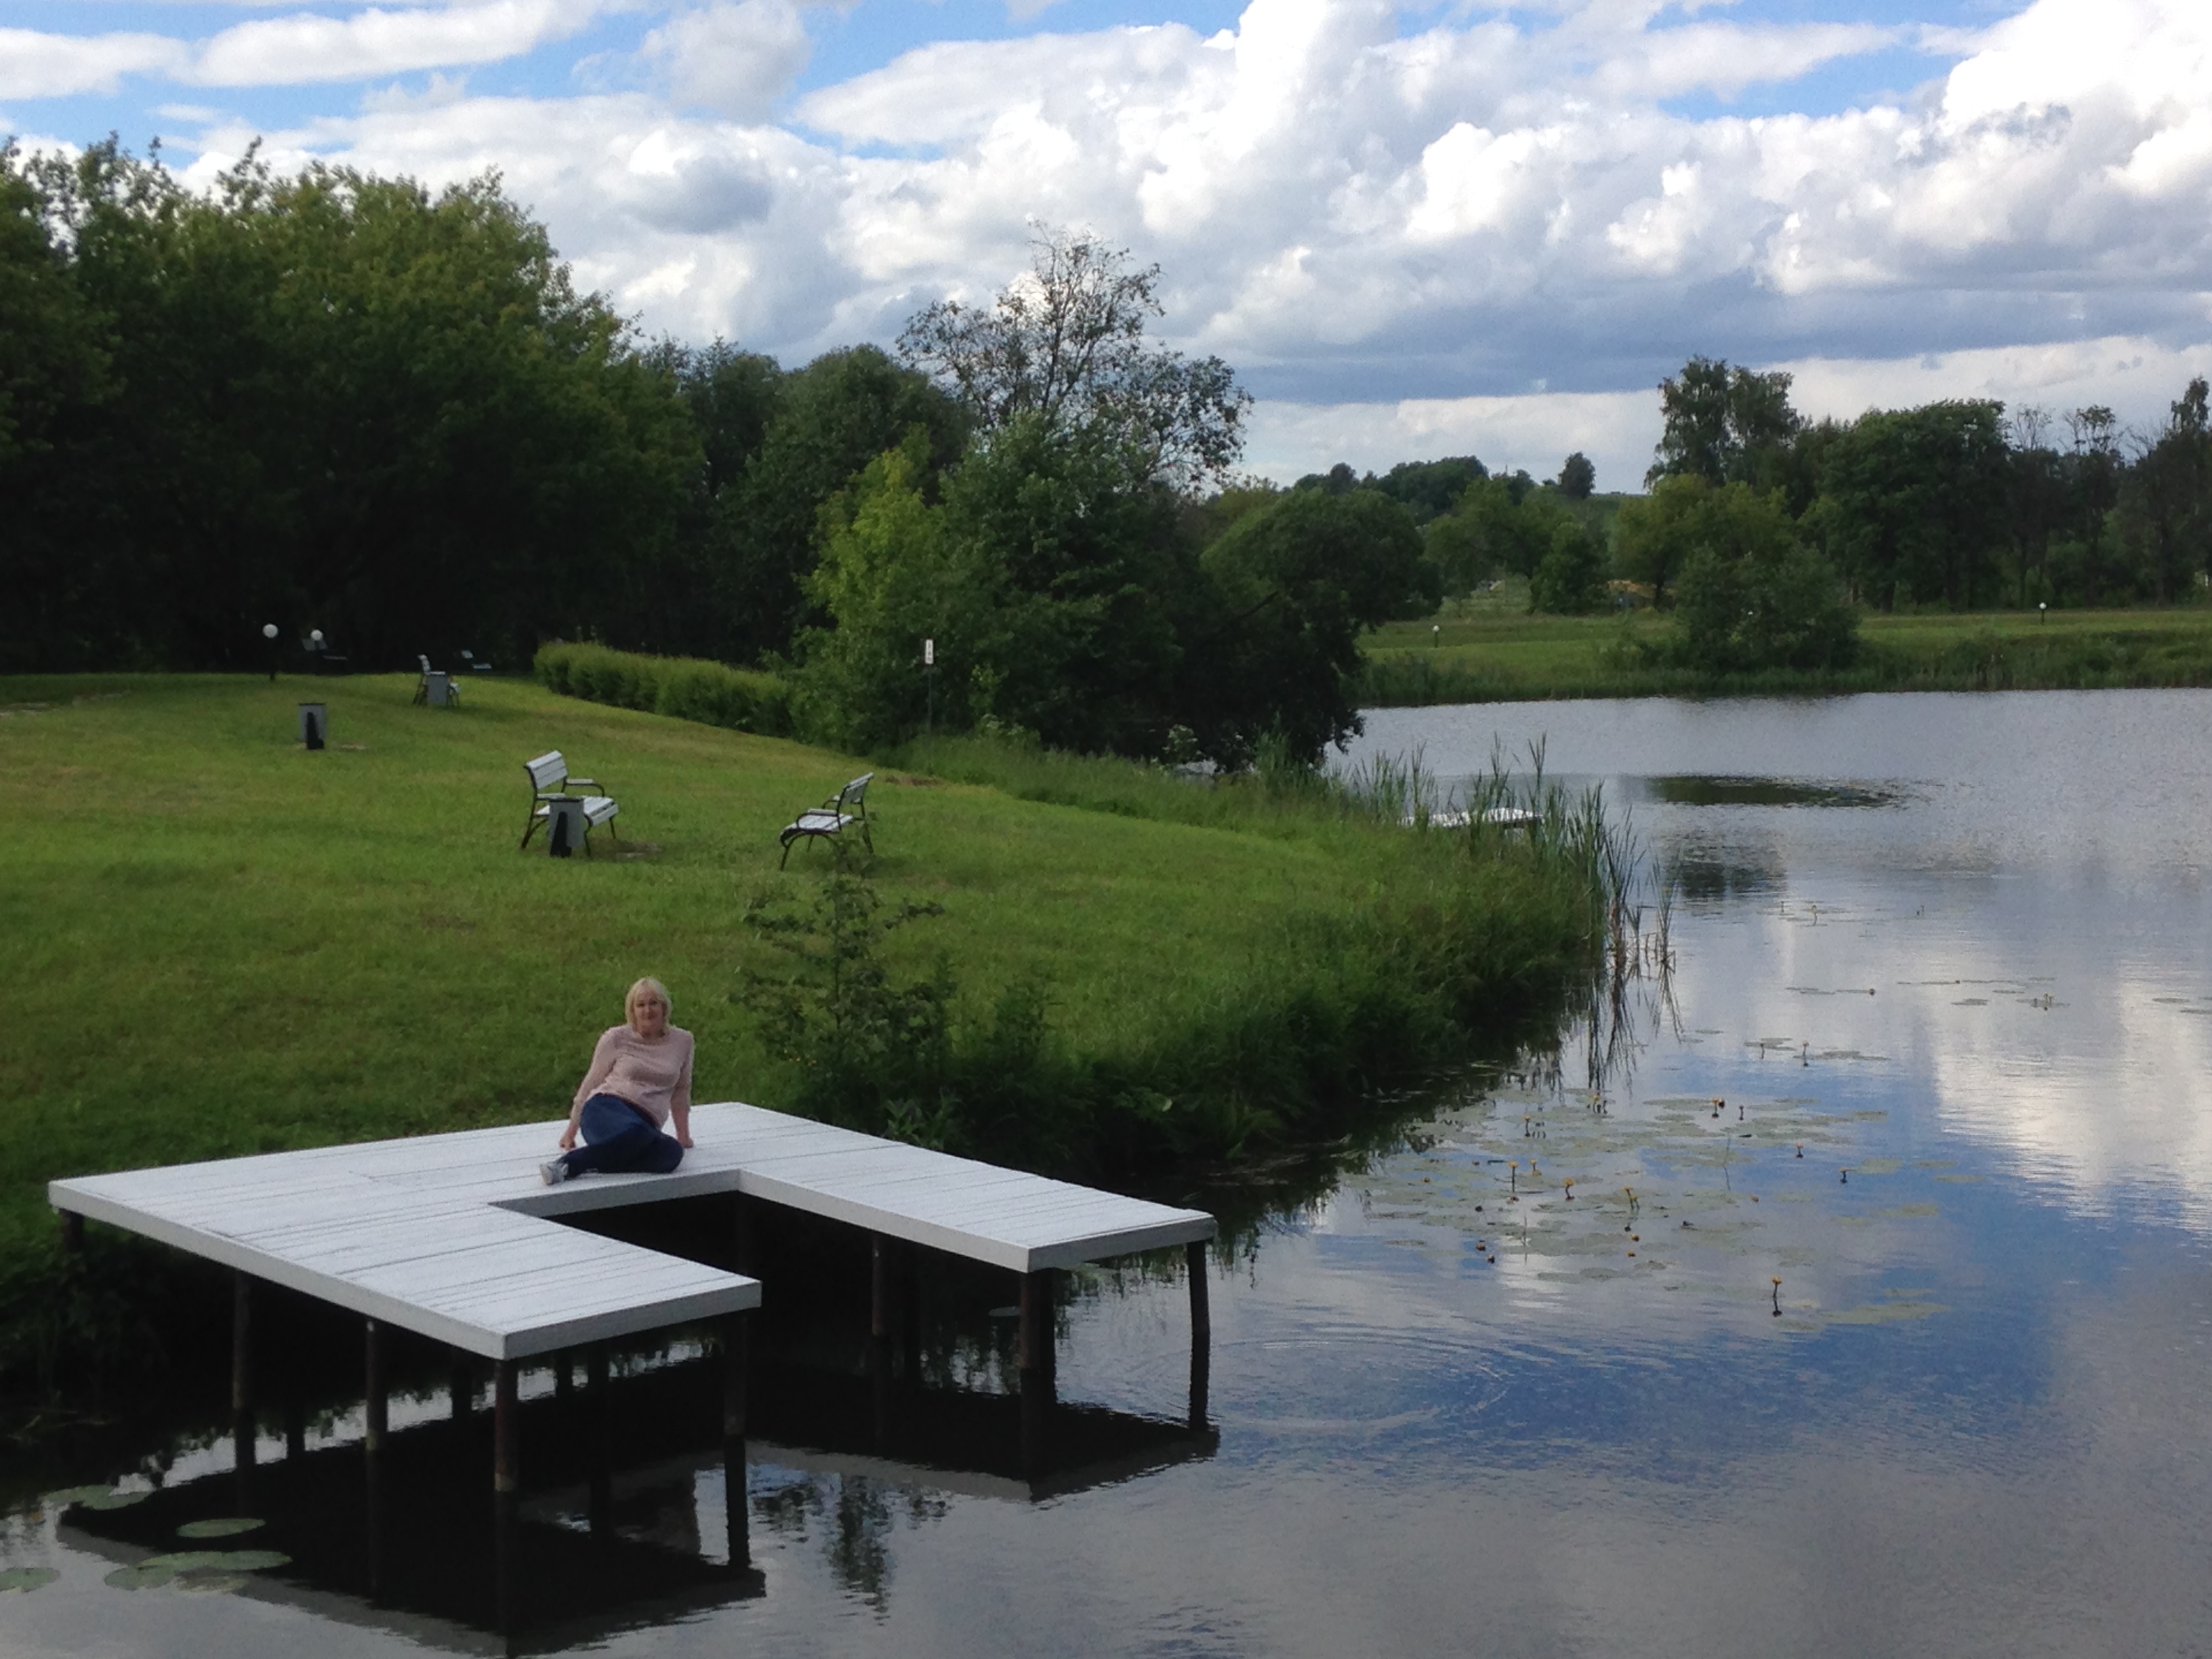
[541,977,694,1184]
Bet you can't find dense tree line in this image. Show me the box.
[3,146,1432,759]
[12,144,2205,730]
[1391,356,2212,670]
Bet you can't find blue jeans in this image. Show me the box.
[562,1094,683,1176]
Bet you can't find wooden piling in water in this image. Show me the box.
[493,1359,519,1495]
[231,1271,253,1417]
[364,1319,388,1455]
[1186,1239,1211,1431]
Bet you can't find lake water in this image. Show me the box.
[6,689,2212,1656]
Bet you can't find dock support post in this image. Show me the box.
[365,1318,388,1601]
[869,1234,894,1447]
[230,1272,255,1473]
[903,1244,924,1386]
[1186,1240,1210,1431]
[554,1349,573,1407]
[58,1210,83,1254]
[586,1345,611,1534]
[722,1314,750,1568]
[1017,1269,1056,1398]
[493,1359,519,1496]
[364,1319,388,1455]
[450,1351,474,1423]
[1018,1268,1055,1474]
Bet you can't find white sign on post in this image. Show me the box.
[924,638,935,667]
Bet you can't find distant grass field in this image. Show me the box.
[1360,592,2212,703]
[1,672,1601,1372]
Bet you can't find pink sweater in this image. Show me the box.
[571,1025,694,1128]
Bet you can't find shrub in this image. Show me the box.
[535,642,794,736]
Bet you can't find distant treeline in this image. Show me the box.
[2,143,1437,762]
[8,143,2207,745]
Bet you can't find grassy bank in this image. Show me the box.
[2,672,1608,1386]
[1359,596,2212,704]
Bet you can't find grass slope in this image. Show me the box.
[1361,594,2212,703]
[2,674,1593,1308]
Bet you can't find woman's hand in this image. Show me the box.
[558,1126,578,1151]
[676,1130,694,1149]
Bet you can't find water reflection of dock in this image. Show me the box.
[58,1349,1213,1654]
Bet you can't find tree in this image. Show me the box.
[1555,452,1595,500]
[1191,488,1430,763]
[1648,357,1802,490]
[1811,401,2007,611]
[720,346,966,663]
[1422,475,1563,592]
[0,145,121,670]
[1528,520,1607,615]
[4,141,707,672]
[2003,407,2067,608]
[2119,380,2209,604]
[2063,405,2124,606]
[1367,455,1489,523]
[897,226,1250,492]
[1614,474,1710,609]
[1671,487,1857,672]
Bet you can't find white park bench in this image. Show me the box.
[521,750,619,856]
[779,773,874,868]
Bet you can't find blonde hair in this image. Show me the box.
[625,977,672,1033]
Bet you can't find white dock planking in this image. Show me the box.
[47,1100,1216,1364]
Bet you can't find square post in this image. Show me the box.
[1017,1267,1055,1475]
[363,1319,388,1456]
[1186,1240,1211,1431]
[586,1344,611,1534]
[364,1318,388,1603]
[493,1359,520,1496]
[722,1313,750,1568]
[230,1271,255,1462]
[869,1234,893,1445]
[1017,1268,1056,1397]
[58,1210,83,1254]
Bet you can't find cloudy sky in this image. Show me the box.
[6,0,2210,487]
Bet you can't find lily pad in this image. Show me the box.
[0,1568,60,1593]
[141,1550,289,1575]
[65,1488,150,1511]
[176,1518,264,1540]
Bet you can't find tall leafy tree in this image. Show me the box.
[1811,401,2007,611]
[2119,380,2209,604]
[1647,357,1802,490]
[2058,406,2124,606]
[1671,486,1857,672]
[722,346,965,663]
[898,227,1250,493]
[1191,488,1431,763]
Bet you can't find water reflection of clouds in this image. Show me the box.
[1348,690,2212,1229]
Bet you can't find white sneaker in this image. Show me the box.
[539,1158,571,1186]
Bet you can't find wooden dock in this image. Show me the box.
[49,1101,1216,1508]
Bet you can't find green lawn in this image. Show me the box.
[1360,598,2212,703]
[1,672,1592,1300]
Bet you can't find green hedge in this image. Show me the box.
[535,643,794,737]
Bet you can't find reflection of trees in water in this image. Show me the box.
[753,1471,947,1612]
[1666,845,1784,909]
